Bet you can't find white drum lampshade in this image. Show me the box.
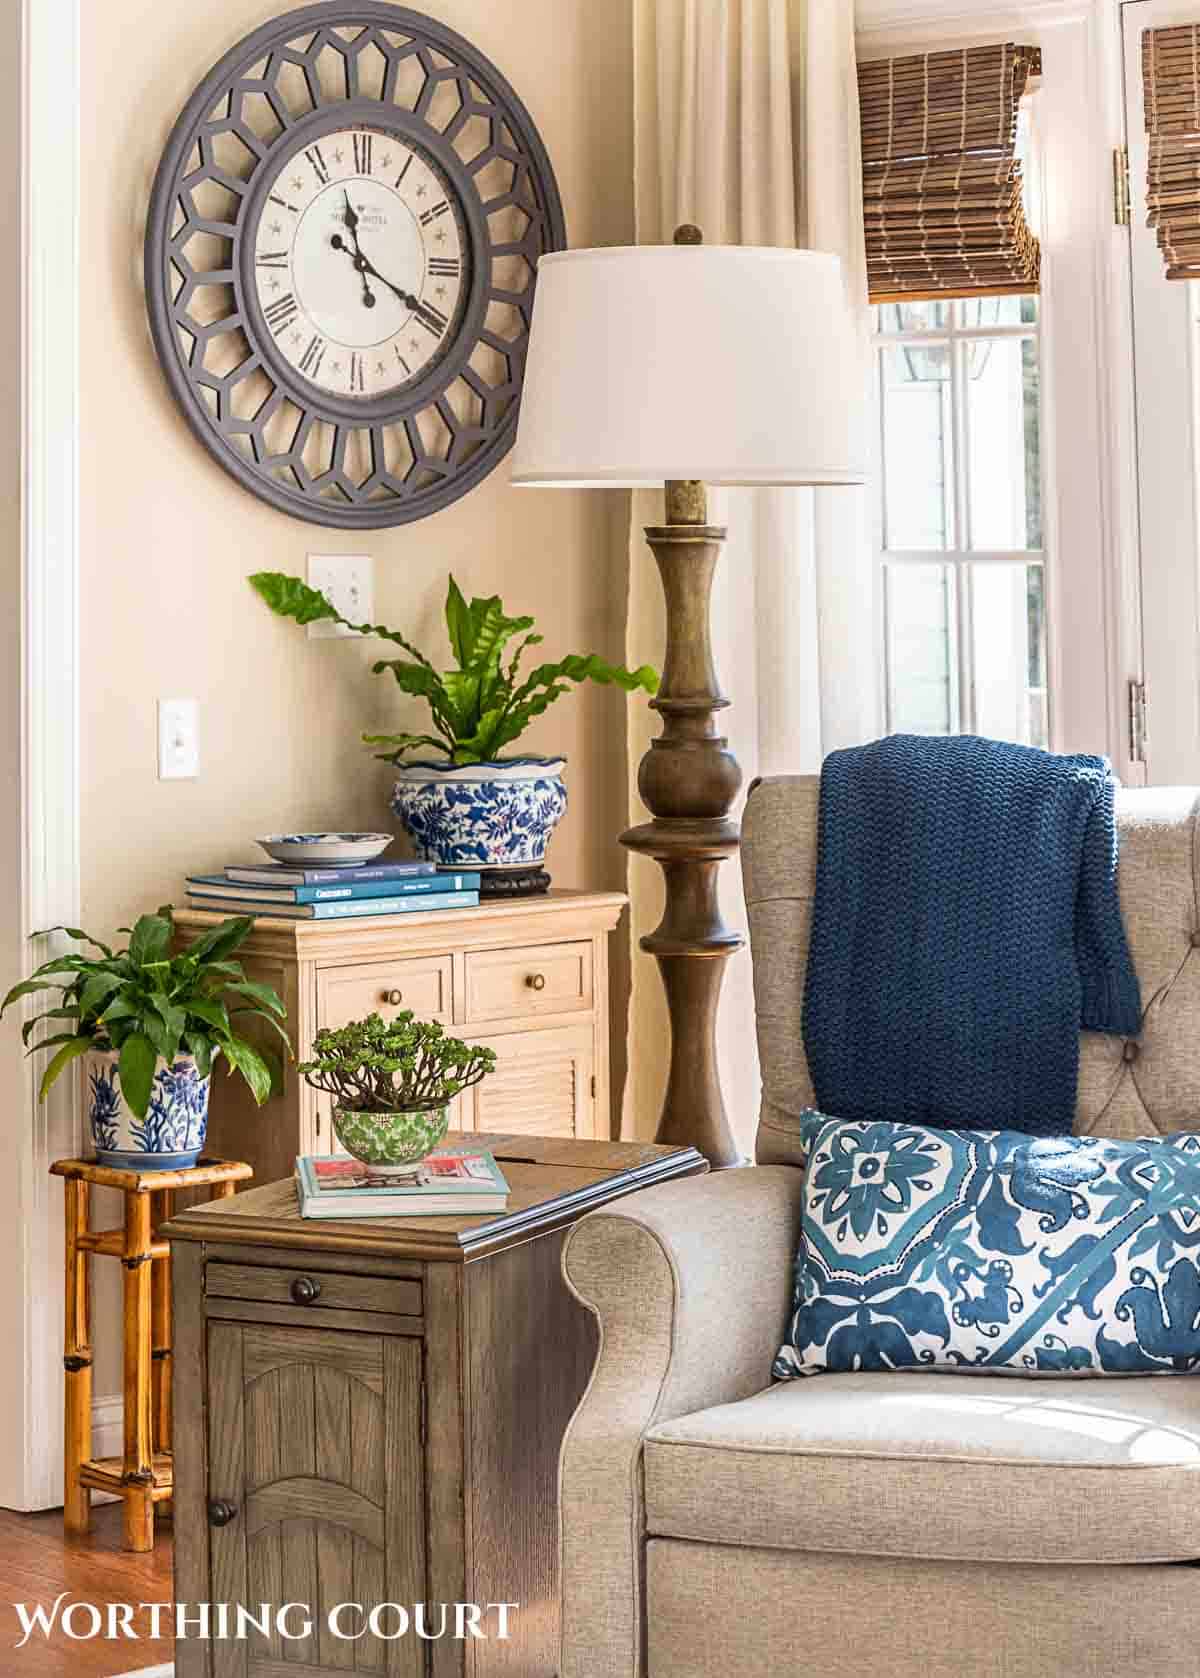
[508,237,867,1171]
[510,243,867,489]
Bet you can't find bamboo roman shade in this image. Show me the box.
[1142,25,1200,280]
[858,43,1042,303]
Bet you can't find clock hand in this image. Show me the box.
[330,232,377,308]
[330,229,438,327]
[346,245,439,324]
[335,196,379,307]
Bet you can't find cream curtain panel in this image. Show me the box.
[622,0,875,1148]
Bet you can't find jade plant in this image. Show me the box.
[298,1012,497,1113]
[249,571,658,765]
[0,909,291,1116]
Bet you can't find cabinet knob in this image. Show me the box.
[383,988,403,1006]
[207,1499,238,1528]
[290,1275,322,1306]
[526,972,547,991]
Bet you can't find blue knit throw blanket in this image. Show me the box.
[802,735,1142,1137]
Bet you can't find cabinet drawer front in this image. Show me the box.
[206,1261,422,1320]
[318,955,452,1028]
[464,941,592,1022]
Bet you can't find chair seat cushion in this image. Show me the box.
[643,1371,1200,1563]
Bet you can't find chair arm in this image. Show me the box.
[558,1164,803,1678]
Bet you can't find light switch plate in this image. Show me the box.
[307,554,374,638]
[158,698,199,780]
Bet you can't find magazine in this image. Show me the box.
[295,1149,510,1218]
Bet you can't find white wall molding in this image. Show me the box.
[857,0,1094,54]
[12,0,82,1512]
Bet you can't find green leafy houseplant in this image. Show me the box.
[0,909,291,1117]
[298,1013,496,1112]
[299,1014,498,1166]
[249,571,659,766]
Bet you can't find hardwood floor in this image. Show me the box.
[0,1503,172,1675]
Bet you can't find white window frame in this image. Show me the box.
[873,300,1047,742]
[857,0,1144,781]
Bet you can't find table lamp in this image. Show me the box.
[511,228,866,1167]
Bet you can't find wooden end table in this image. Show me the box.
[162,1133,706,1678]
[50,1155,253,1551]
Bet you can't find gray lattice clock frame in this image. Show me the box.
[144,2,566,527]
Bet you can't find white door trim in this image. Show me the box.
[10,0,82,1512]
[1120,0,1200,784]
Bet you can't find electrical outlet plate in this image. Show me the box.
[307,554,374,638]
[158,698,199,780]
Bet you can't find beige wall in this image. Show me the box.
[80,0,634,939]
[79,0,634,1402]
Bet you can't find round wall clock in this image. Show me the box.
[144,2,566,527]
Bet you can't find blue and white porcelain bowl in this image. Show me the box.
[257,832,393,867]
[86,1048,211,1170]
[390,757,568,870]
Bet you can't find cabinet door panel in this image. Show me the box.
[206,1322,425,1678]
[466,1024,595,1138]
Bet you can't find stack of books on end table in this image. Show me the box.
[185,859,481,920]
[295,1148,510,1218]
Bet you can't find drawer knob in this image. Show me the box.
[526,972,547,991]
[290,1275,322,1306]
[383,988,403,1006]
[207,1499,238,1528]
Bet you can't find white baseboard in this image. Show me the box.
[90,1392,122,1504]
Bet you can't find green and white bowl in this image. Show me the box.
[332,1104,449,1166]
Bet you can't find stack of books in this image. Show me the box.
[185,859,481,920]
[295,1148,510,1219]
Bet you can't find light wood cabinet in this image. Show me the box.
[174,891,625,1187]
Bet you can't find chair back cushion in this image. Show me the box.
[742,777,1200,1163]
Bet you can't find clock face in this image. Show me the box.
[251,127,470,401]
[144,3,565,528]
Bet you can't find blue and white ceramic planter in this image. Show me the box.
[390,757,568,870]
[86,1048,211,1170]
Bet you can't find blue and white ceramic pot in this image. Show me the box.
[85,1047,211,1170]
[390,757,568,871]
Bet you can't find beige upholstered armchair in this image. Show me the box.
[559,776,1200,1678]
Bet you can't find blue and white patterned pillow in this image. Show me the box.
[775,1111,1200,1379]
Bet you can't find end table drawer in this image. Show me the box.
[464,940,593,1022]
[206,1261,422,1320]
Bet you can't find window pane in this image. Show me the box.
[970,563,1048,749]
[876,300,951,333]
[959,295,1038,328]
[881,344,954,549]
[886,563,957,734]
[966,337,1041,549]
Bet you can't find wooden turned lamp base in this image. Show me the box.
[621,473,745,1170]
[51,1155,252,1551]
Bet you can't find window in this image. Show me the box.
[873,295,1046,748]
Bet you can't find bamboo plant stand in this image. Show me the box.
[50,1156,253,1551]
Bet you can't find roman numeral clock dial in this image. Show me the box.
[144,4,565,528]
[253,129,467,401]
